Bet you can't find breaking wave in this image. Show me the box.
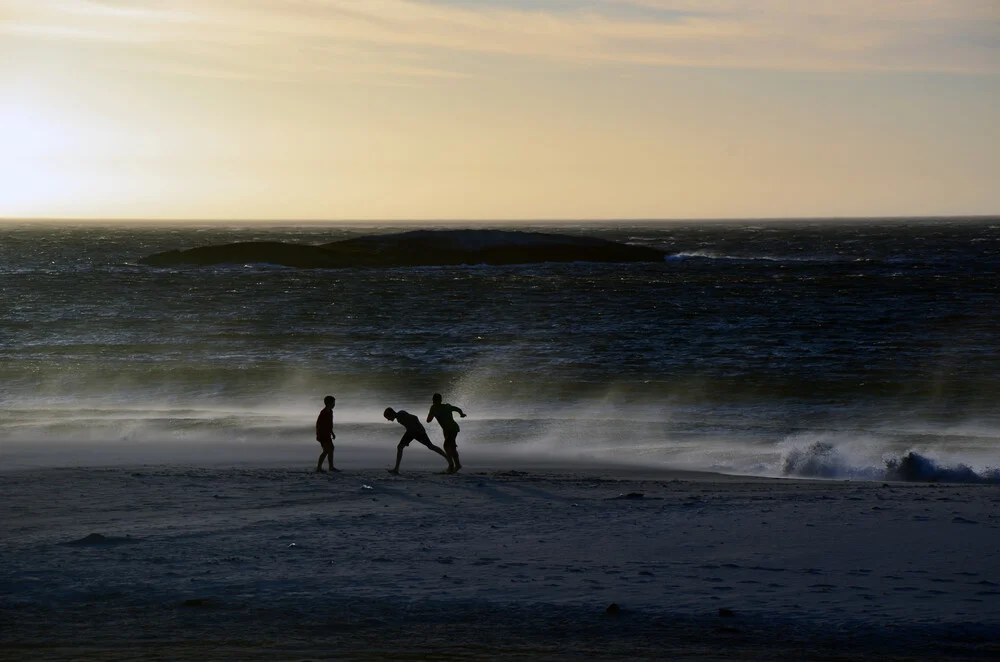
[884,452,1000,484]
[782,443,1000,484]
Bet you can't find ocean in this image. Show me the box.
[2,218,999,480]
[4,219,1000,661]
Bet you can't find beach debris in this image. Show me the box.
[718,608,736,618]
[606,602,621,616]
[287,543,297,548]
[181,598,213,608]
[361,484,373,490]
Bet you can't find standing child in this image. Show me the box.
[315,395,339,472]
[383,407,453,475]
[427,393,466,472]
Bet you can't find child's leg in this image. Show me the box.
[423,440,453,469]
[445,431,461,469]
[392,443,405,472]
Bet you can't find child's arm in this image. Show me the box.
[453,405,466,418]
[426,406,435,423]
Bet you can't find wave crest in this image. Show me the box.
[885,452,999,484]
[782,443,999,483]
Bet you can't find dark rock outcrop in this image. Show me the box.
[139,241,342,268]
[139,229,665,268]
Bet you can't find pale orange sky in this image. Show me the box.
[1,0,998,220]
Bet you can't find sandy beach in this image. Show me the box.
[6,0,1000,654]
[2,458,998,661]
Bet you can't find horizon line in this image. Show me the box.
[2,214,998,225]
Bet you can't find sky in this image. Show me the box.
[1,0,998,220]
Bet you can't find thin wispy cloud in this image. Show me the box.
[605,0,998,22]
[4,0,997,82]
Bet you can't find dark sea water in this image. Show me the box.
[2,219,999,479]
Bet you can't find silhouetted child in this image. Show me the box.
[427,393,466,472]
[383,407,453,474]
[315,395,339,472]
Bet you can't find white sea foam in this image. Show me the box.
[3,391,998,483]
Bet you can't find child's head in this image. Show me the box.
[324,395,335,408]
[432,393,442,404]
[383,407,396,421]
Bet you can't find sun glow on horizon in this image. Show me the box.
[0,105,85,216]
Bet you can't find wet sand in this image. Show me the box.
[2,465,998,660]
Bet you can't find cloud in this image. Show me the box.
[600,0,999,69]
[605,0,998,22]
[3,0,997,82]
